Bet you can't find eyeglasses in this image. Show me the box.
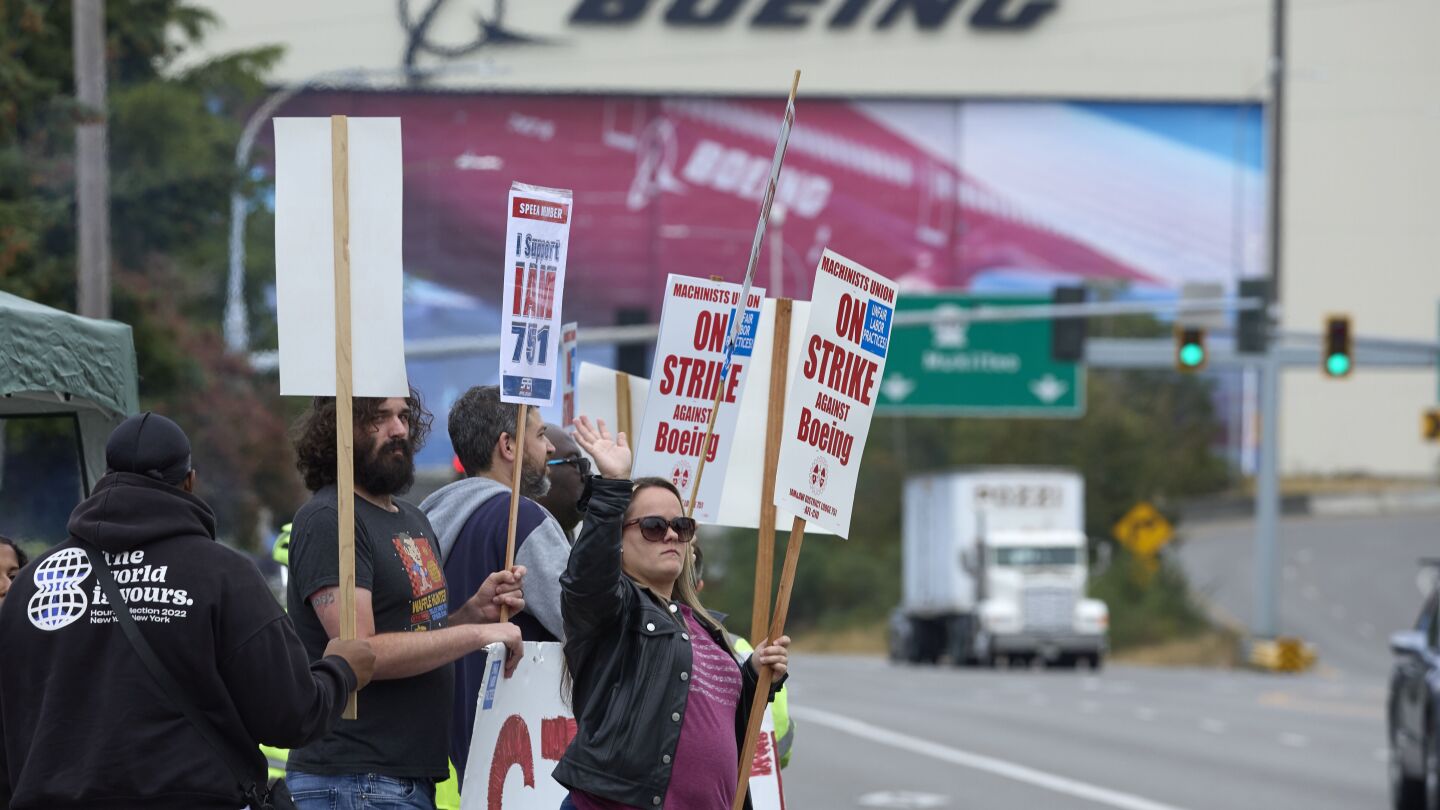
[546,456,592,478]
[622,516,698,544]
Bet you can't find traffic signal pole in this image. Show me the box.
[1254,346,1281,639]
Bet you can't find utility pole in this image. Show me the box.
[74,0,110,319]
[1254,0,1287,640]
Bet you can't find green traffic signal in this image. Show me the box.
[1323,315,1353,378]
[1174,326,1207,372]
[1179,343,1206,368]
[1325,353,1351,377]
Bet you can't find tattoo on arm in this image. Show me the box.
[311,591,337,608]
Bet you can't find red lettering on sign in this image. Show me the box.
[836,293,865,345]
[511,262,526,316]
[512,197,569,223]
[488,715,534,810]
[750,731,774,778]
[541,716,578,761]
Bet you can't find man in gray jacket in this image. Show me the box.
[420,385,570,783]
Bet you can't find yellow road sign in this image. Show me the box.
[1112,501,1174,558]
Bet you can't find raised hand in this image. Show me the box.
[572,414,632,479]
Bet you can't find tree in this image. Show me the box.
[1,1,295,548]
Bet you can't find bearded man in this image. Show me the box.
[286,391,527,810]
[419,385,573,784]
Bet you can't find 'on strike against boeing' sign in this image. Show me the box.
[773,249,896,538]
[632,274,764,524]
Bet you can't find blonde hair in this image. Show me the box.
[627,477,734,655]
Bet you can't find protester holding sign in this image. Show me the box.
[420,385,572,789]
[0,412,374,810]
[553,416,791,810]
[285,393,526,810]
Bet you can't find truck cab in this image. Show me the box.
[974,529,1108,667]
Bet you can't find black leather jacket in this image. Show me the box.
[552,477,782,808]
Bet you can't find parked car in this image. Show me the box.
[1388,562,1440,810]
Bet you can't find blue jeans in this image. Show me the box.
[287,770,437,810]
[559,796,578,810]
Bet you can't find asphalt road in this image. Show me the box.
[1178,511,1440,681]
[779,511,1440,809]
[780,656,1384,810]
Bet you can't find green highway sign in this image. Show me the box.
[877,295,1085,417]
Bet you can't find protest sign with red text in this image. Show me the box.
[461,642,784,809]
[632,274,765,523]
[773,250,897,537]
[500,183,572,406]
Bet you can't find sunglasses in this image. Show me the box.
[546,456,592,477]
[622,515,698,543]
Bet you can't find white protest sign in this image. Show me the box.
[462,642,572,809]
[560,322,578,429]
[715,298,829,536]
[774,250,897,537]
[462,642,786,809]
[632,275,765,524]
[274,117,408,397]
[500,183,572,405]
[574,362,647,439]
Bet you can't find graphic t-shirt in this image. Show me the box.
[571,607,742,810]
[287,486,454,779]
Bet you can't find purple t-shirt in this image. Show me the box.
[571,606,743,809]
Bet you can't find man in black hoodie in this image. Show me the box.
[0,412,376,810]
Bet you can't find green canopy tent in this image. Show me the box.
[0,291,138,494]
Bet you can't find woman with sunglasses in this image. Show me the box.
[553,416,790,810]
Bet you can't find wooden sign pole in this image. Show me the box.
[329,115,359,720]
[733,515,807,810]
[751,299,792,644]
[500,402,528,623]
[615,371,633,439]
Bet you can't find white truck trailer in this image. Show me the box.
[888,468,1109,668]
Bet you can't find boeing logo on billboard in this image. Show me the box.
[399,0,1060,70]
[399,0,552,75]
[571,0,1060,31]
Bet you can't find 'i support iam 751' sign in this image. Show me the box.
[500,182,572,406]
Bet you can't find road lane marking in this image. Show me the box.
[1279,732,1309,748]
[1257,690,1383,720]
[792,705,1192,810]
[1200,718,1227,734]
[858,790,950,807]
[1134,707,1157,722]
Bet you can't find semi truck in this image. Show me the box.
[888,468,1109,668]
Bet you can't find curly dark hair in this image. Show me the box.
[291,388,433,492]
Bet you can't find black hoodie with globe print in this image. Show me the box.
[0,471,356,810]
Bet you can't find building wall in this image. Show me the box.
[1279,0,1440,476]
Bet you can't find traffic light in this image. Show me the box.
[1175,326,1207,372]
[1237,279,1270,354]
[1051,285,1087,362]
[1424,409,1440,442]
[1322,315,1353,378]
